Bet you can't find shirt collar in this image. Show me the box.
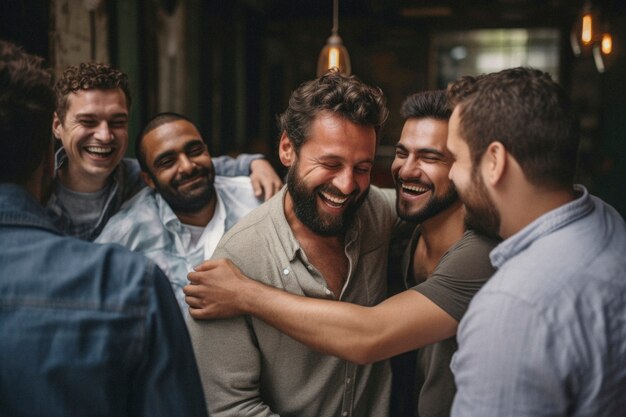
[490,184,594,268]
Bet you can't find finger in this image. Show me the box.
[185,295,203,308]
[251,177,263,197]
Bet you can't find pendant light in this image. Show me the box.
[316,0,351,77]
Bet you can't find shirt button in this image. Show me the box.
[324,288,332,295]
[346,377,351,384]
[283,268,290,275]
[342,412,348,416]
[307,265,313,270]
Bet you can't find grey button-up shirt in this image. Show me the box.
[189,186,397,417]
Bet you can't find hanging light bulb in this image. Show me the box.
[580,2,599,46]
[601,32,613,55]
[317,0,351,77]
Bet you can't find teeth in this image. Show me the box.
[402,184,428,193]
[321,192,348,205]
[85,146,113,155]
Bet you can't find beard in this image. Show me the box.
[395,176,459,224]
[462,169,501,239]
[153,164,216,214]
[286,161,369,237]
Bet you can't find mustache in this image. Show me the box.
[172,166,212,188]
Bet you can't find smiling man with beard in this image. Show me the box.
[186,71,396,417]
[96,112,261,313]
[184,89,498,417]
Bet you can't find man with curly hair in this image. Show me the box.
[47,62,281,240]
[0,40,207,417]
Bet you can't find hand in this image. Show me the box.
[184,259,252,319]
[250,159,283,201]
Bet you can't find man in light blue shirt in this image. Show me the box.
[446,67,626,416]
[97,113,262,312]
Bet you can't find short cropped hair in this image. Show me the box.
[400,90,451,121]
[0,41,55,183]
[278,70,388,152]
[54,62,131,123]
[135,112,194,173]
[447,67,579,189]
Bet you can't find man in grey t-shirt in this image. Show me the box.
[185,90,497,417]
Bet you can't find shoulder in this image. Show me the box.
[439,230,498,275]
[357,186,397,230]
[96,187,161,244]
[215,176,261,208]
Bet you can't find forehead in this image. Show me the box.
[399,117,448,151]
[142,120,202,156]
[303,112,376,160]
[66,88,129,113]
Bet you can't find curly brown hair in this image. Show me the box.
[277,70,388,153]
[54,62,131,123]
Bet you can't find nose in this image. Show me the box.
[93,121,113,142]
[333,167,358,196]
[178,154,195,175]
[397,155,423,180]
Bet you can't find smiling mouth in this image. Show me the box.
[319,191,349,208]
[84,146,115,158]
[401,183,429,196]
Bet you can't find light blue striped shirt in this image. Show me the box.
[451,185,626,417]
[96,176,261,313]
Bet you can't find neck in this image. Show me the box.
[176,196,217,227]
[58,164,109,193]
[500,186,576,239]
[418,200,466,261]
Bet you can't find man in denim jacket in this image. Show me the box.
[0,40,207,417]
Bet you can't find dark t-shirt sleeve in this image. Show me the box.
[412,230,498,322]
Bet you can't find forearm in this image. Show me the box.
[238,279,399,364]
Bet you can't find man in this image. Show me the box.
[445,67,626,416]
[187,71,396,417]
[47,62,281,241]
[97,112,261,313]
[0,40,207,416]
[185,90,497,417]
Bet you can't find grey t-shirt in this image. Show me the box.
[396,228,497,417]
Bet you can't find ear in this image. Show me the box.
[141,171,156,189]
[278,132,296,168]
[481,141,507,186]
[52,113,63,141]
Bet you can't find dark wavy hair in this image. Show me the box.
[277,70,388,152]
[400,89,451,121]
[54,62,131,123]
[0,40,55,183]
[447,67,579,189]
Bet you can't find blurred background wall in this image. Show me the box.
[1,0,625,217]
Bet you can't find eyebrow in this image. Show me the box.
[152,139,205,165]
[395,143,447,158]
[74,112,128,119]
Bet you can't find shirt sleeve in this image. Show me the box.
[186,247,280,417]
[132,264,209,417]
[450,292,569,417]
[212,153,264,177]
[413,231,497,321]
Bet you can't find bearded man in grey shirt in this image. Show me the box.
[187,71,397,417]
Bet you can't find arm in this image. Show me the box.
[212,154,283,200]
[133,267,208,417]
[185,259,457,365]
[186,309,279,416]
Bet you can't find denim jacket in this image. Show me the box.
[0,183,207,417]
